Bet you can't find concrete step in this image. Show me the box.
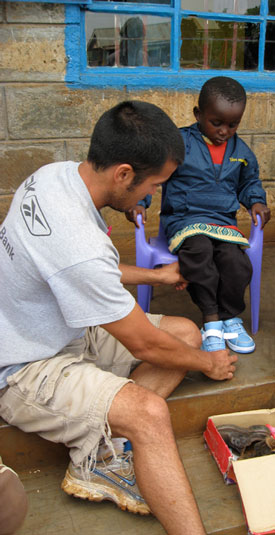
[168,325,275,436]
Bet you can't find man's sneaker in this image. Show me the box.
[201,320,226,351]
[61,440,150,515]
[223,318,255,353]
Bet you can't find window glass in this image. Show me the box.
[269,0,275,14]
[86,13,171,67]
[181,0,260,15]
[180,17,259,69]
[265,22,275,69]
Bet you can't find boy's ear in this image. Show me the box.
[193,106,200,122]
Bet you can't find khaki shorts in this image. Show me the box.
[0,314,162,467]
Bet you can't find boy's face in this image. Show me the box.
[194,96,245,146]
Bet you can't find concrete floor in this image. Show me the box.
[2,243,275,535]
[14,436,248,535]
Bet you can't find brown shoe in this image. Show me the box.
[216,424,271,454]
[251,436,275,458]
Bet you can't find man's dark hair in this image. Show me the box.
[87,100,185,184]
[199,76,247,111]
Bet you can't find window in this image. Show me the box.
[63,0,275,90]
[86,13,171,68]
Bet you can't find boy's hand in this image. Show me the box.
[251,202,271,229]
[125,205,146,227]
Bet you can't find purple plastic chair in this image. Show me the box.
[135,213,263,334]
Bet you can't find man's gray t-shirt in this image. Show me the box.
[0,161,135,387]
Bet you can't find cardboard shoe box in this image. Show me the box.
[204,408,275,535]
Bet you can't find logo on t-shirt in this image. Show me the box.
[20,175,51,236]
[0,226,15,260]
[21,195,51,236]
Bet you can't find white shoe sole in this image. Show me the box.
[61,469,150,515]
[226,340,255,353]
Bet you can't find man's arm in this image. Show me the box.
[102,303,237,381]
[119,262,188,291]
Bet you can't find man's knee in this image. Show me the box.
[131,389,173,445]
[181,318,202,348]
[0,464,28,535]
[139,389,170,422]
[109,383,171,440]
[160,315,202,349]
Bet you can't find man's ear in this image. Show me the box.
[113,164,134,185]
[193,106,200,122]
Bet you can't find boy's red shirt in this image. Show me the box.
[205,139,246,237]
[206,140,227,165]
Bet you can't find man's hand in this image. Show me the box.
[125,205,146,227]
[102,304,237,382]
[204,349,238,381]
[155,262,188,290]
[119,261,188,288]
[251,202,271,229]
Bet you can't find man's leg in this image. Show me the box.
[130,315,201,398]
[108,382,206,535]
[115,316,205,534]
[88,313,204,532]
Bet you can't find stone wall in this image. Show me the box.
[0,1,274,260]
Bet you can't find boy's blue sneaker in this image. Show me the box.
[223,318,255,354]
[201,320,226,352]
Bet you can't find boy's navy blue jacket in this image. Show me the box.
[139,123,266,242]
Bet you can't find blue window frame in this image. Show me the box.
[10,0,275,91]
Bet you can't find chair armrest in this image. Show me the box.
[135,214,155,267]
[248,213,263,251]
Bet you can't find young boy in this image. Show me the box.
[127,76,270,353]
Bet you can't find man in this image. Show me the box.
[0,101,237,535]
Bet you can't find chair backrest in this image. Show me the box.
[157,219,167,241]
[157,183,168,240]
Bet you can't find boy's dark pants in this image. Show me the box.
[178,235,252,320]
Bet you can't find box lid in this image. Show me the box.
[232,455,275,535]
